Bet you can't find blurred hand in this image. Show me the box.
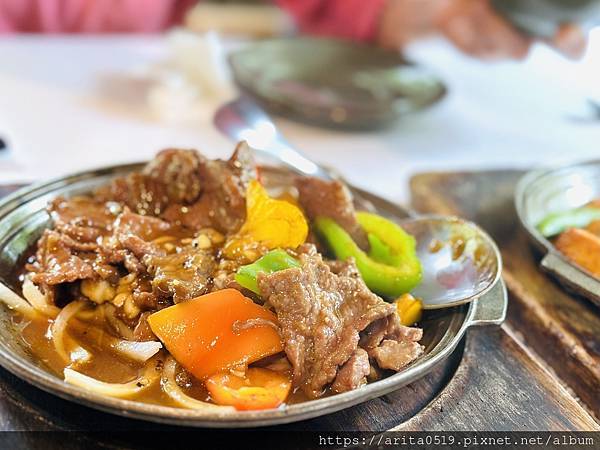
[550,23,587,59]
[378,0,587,60]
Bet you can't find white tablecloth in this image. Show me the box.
[0,32,598,204]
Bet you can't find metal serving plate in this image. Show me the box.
[229,37,446,130]
[0,164,506,427]
[516,160,600,307]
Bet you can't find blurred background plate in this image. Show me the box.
[515,160,600,307]
[229,37,446,130]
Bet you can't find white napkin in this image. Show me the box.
[146,29,236,124]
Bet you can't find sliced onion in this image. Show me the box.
[53,301,153,365]
[52,300,86,363]
[67,318,161,363]
[74,307,102,323]
[102,304,135,340]
[161,357,234,411]
[111,340,162,363]
[22,277,60,318]
[70,346,92,364]
[64,357,161,399]
[0,282,38,320]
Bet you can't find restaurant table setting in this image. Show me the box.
[0,24,598,446]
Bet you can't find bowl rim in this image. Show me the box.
[0,162,484,427]
[515,158,600,253]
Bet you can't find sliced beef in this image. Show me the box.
[45,231,100,253]
[108,210,201,291]
[89,256,120,282]
[370,339,424,371]
[111,210,176,259]
[97,246,144,275]
[142,148,204,204]
[28,230,95,285]
[133,312,158,341]
[331,348,370,393]
[48,196,118,245]
[360,314,424,371]
[162,142,256,233]
[296,177,368,249]
[95,173,171,217]
[27,147,252,313]
[257,247,395,398]
[131,292,158,311]
[95,148,205,217]
[360,314,423,351]
[144,247,215,303]
[225,140,255,187]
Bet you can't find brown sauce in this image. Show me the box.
[13,310,312,407]
[8,223,305,409]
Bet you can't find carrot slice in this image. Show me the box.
[555,228,600,277]
[148,289,282,380]
[585,219,600,237]
[206,368,291,411]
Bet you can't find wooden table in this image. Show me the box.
[0,170,598,448]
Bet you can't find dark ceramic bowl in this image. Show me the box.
[229,38,446,130]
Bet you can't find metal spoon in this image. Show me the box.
[214,97,505,310]
[401,215,502,309]
[214,97,332,180]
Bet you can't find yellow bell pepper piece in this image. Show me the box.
[395,293,422,326]
[223,180,308,262]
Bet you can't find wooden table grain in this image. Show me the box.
[0,172,597,449]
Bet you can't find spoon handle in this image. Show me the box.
[258,137,333,180]
[214,97,333,180]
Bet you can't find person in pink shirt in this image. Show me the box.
[0,0,586,59]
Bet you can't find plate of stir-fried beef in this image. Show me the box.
[0,142,501,426]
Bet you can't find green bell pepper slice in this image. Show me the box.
[314,214,422,298]
[357,212,418,267]
[235,249,300,295]
[537,206,600,237]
